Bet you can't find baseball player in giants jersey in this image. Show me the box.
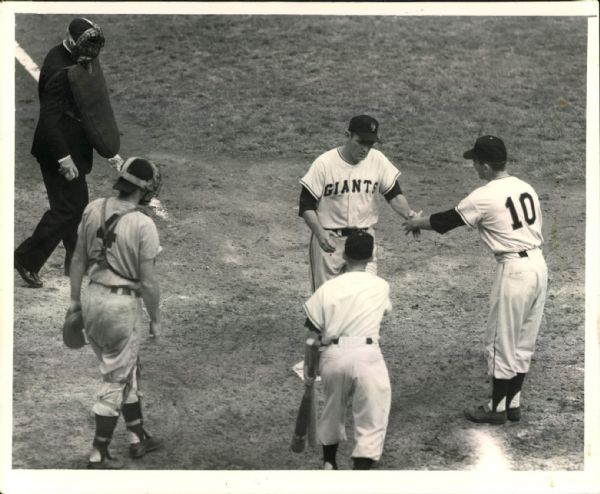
[404,136,548,425]
[303,232,393,470]
[299,115,418,291]
[68,157,163,468]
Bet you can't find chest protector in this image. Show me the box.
[94,198,139,282]
[67,58,120,158]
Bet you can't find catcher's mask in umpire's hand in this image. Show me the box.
[114,157,162,205]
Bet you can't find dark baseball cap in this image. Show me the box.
[113,157,155,194]
[463,135,507,164]
[344,231,374,261]
[348,115,381,143]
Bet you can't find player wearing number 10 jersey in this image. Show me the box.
[403,135,547,425]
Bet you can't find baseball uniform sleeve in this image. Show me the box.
[300,158,325,200]
[303,289,325,332]
[456,193,483,227]
[138,216,161,261]
[377,152,401,195]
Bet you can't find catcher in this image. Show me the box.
[67,157,162,469]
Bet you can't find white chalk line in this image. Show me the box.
[15,41,40,82]
[15,41,171,222]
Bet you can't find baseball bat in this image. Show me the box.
[290,337,320,453]
[290,385,314,453]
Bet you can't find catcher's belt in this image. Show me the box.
[68,58,120,158]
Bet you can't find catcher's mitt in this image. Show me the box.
[62,308,86,349]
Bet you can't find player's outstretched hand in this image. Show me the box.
[149,320,161,343]
[317,231,336,253]
[403,211,424,237]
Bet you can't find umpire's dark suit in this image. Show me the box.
[15,43,93,275]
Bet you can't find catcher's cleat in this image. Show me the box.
[14,256,43,288]
[464,404,507,425]
[130,436,163,459]
[323,461,337,470]
[87,455,123,470]
[507,407,521,422]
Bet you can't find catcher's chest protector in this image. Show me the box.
[68,59,120,158]
[96,198,140,282]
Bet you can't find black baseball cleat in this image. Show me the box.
[14,256,43,288]
[464,404,507,425]
[130,436,163,459]
[507,407,521,422]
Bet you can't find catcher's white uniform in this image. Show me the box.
[304,271,392,462]
[78,197,161,416]
[456,176,547,380]
[300,148,401,290]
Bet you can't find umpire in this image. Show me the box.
[14,18,120,288]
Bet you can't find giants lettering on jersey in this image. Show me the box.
[323,179,379,197]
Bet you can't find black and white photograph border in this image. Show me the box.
[1,1,599,494]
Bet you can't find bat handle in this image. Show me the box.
[290,434,306,453]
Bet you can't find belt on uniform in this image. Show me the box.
[326,227,368,237]
[517,246,541,257]
[109,286,140,297]
[89,280,140,297]
[330,337,375,345]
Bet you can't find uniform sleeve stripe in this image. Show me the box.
[455,206,474,227]
[299,180,320,200]
[303,303,323,331]
[381,171,401,195]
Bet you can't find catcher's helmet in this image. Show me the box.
[114,157,162,205]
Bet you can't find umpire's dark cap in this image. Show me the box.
[463,135,507,164]
[348,115,381,143]
[113,158,155,194]
[345,231,374,261]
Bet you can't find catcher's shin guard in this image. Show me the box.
[122,400,146,442]
[92,414,119,459]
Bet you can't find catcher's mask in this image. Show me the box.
[65,18,105,64]
[114,157,162,205]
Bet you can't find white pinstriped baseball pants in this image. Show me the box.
[317,343,391,461]
[485,248,548,379]
[309,228,377,291]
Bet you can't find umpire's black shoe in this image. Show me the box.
[507,407,521,422]
[130,436,163,459]
[464,404,507,425]
[14,256,43,288]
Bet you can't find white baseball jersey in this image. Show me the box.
[304,270,393,461]
[300,148,400,229]
[304,271,392,341]
[78,197,161,289]
[456,176,543,255]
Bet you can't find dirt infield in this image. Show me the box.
[11,13,587,472]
